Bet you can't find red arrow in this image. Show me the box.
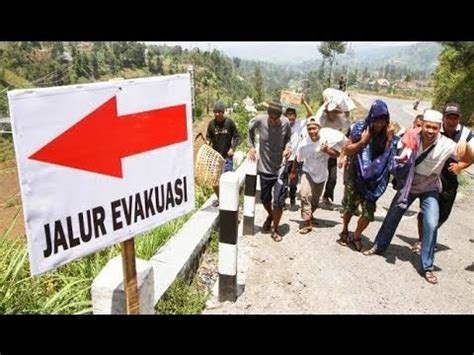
[29,96,188,178]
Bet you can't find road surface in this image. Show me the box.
[204,167,474,314]
[350,92,430,129]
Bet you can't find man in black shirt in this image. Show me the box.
[206,101,241,207]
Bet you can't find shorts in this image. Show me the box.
[224,157,233,172]
[259,172,287,209]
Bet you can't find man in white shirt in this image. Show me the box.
[282,97,313,206]
[289,117,342,234]
[307,94,352,210]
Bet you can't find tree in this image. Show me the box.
[318,42,346,87]
[51,42,65,59]
[233,57,241,69]
[154,56,163,74]
[384,63,390,79]
[91,55,100,79]
[318,60,325,82]
[362,67,369,80]
[254,66,263,103]
[433,42,474,125]
[348,69,358,86]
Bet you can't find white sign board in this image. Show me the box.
[8,74,195,275]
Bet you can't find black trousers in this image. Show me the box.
[438,188,457,227]
[323,157,337,201]
[285,160,300,201]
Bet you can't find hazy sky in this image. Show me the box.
[148,42,419,64]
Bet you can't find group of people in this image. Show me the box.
[203,92,473,284]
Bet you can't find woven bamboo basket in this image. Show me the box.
[195,134,225,187]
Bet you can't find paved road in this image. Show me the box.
[204,165,474,314]
[350,92,430,129]
[203,92,474,314]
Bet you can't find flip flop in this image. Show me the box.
[262,216,272,232]
[424,271,438,284]
[271,231,283,242]
[336,232,349,246]
[298,226,312,235]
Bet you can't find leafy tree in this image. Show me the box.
[318,42,346,87]
[232,57,241,69]
[254,66,263,103]
[433,42,474,125]
[51,42,65,59]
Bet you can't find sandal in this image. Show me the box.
[424,271,438,284]
[271,231,283,242]
[350,236,363,252]
[363,246,383,256]
[336,232,349,246]
[262,216,272,232]
[298,226,312,235]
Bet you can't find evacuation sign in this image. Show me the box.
[8,74,195,275]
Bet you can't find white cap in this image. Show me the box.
[306,116,321,127]
[423,109,443,124]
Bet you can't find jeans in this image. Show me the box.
[373,190,439,272]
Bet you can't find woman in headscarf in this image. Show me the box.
[338,100,399,251]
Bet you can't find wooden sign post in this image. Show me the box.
[120,239,140,314]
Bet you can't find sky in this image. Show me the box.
[147,42,420,64]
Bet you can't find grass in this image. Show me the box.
[0,180,214,314]
[155,278,208,314]
[0,137,14,163]
[208,230,219,254]
[0,236,117,314]
[135,213,193,260]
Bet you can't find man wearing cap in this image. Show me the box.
[282,95,314,207]
[248,102,292,242]
[206,101,241,207]
[364,109,470,284]
[412,103,473,254]
[289,116,342,234]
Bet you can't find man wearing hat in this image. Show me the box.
[282,95,314,207]
[206,100,241,207]
[289,116,343,234]
[412,102,474,253]
[438,102,473,225]
[248,101,292,242]
[364,109,471,284]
